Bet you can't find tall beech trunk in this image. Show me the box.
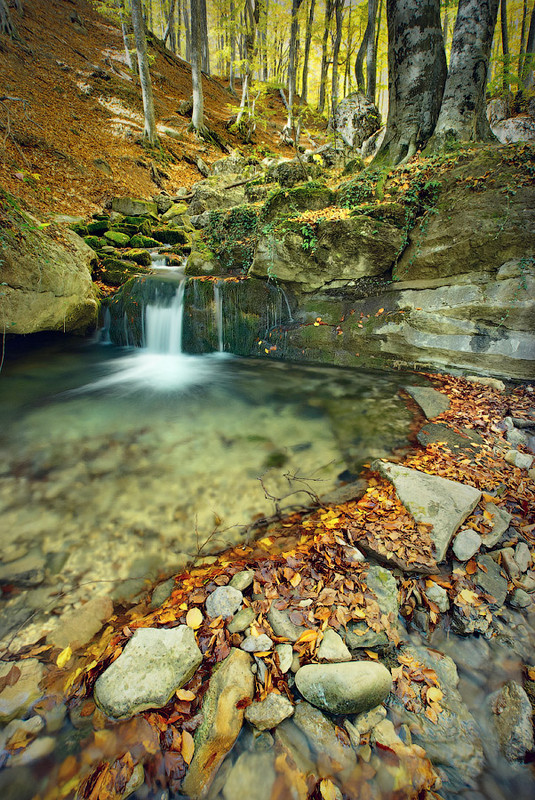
[229,0,236,92]
[521,0,535,91]
[366,0,378,103]
[190,0,206,132]
[430,0,499,148]
[200,0,209,73]
[518,0,529,78]
[375,0,446,165]
[163,0,177,46]
[184,0,191,61]
[500,0,510,93]
[0,0,21,38]
[318,0,333,114]
[286,0,304,130]
[301,0,316,104]
[117,0,135,70]
[442,0,450,50]
[131,0,158,145]
[331,0,344,114]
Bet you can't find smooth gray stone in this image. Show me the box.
[295,661,392,716]
[474,555,508,606]
[245,692,294,730]
[403,385,450,419]
[452,529,482,561]
[205,586,243,619]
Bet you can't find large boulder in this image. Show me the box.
[261,185,335,222]
[491,115,535,144]
[188,178,249,216]
[334,92,382,149]
[0,214,98,334]
[295,660,392,716]
[111,197,158,217]
[397,149,535,280]
[250,215,402,292]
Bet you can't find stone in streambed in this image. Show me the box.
[292,701,356,774]
[479,502,512,548]
[275,643,293,674]
[0,659,44,723]
[504,449,533,470]
[344,565,398,649]
[317,628,352,662]
[205,585,243,619]
[376,461,481,562]
[474,555,508,606]
[48,596,113,651]
[229,570,255,592]
[241,634,273,653]
[485,681,534,762]
[509,588,532,608]
[453,529,482,561]
[227,607,256,634]
[295,661,392,716]
[424,582,450,612]
[94,626,202,719]
[182,648,254,799]
[104,230,130,246]
[111,197,158,217]
[267,605,304,642]
[222,751,276,800]
[245,692,294,730]
[403,386,450,419]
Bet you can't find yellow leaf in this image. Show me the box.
[364,650,379,660]
[426,686,443,703]
[57,646,73,669]
[290,572,302,588]
[181,730,195,764]
[295,629,318,645]
[320,778,341,800]
[186,608,203,630]
[528,667,535,680]
[176,689,196,701]
[64,667,82,693]
[459,588,478,604]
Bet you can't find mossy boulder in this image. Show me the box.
[111,223,139,236]
[100,257,150,286]
[104,230,131,247]
[111,197,158,217]
[267,159,322,187]
[71,223,88,236]
[86,219,110,235]
[130,234,160,248]
[161,202,188,222]
[122,248,152,267]
[151,228,189,245]
[250,215,402,292]
[84,235,106,251]
[262,185,335,222]
[184,249,223,276]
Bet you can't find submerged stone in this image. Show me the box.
[245,692,294,730]
[94,626,202,719]
[485,681,534,762]
[403,385,450,419]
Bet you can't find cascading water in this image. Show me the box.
[213,281,224,353]
[145,280,186,354]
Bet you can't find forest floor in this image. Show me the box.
[0,0,326,218]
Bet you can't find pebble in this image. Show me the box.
[0,714,44,751]
[317,628,352,662]
[295,661,392,716]
[509,588,531,609]
[453,528,482,561]
[227,607,256,634]
[506,428,528,448]
[0,659,45,723]
[205,586,243,619]
[241,634,273,653]
[424,582,450,612]
[504,450,533,470]
[245,692,294,730]
[274,643,293,674]
[267,606,304,642]
[8,735,56,766]
[229,570,255,592]
[515,542,532,573]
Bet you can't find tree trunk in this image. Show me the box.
[176,0,181,55]
[355,12,369,93]
[200,0,209,73]
[236,0,259,126]
[318,0,333,113]
[366,0,378,103]
[184,0,191,61]
[521,0,535,91]
[518,0,528,78]
[190,0,206,131]
[116,0,135,70]
[229,0,236,92]
[131,0,158,145]
[375,0,447,165]
[500,0,510,93]
[286,0,304,130]
[331,0,344,114]
[442,0,450,50]
[163,0,177,46]
[430,0,499,148]
[0,0,17,37]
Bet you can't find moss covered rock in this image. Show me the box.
[84,235,105,251]
[86,219,110,235]
[151,228,189,245]
[111,197,158,217]
[130,234,161,248]
[262,185,335,222]
[104,230,131,247]
[122,248,152,267]
[100,257,150,286]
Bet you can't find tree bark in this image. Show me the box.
[375,0,447,165]
[200,0,209,73]
[331,0,344,114]
[190,0,206,132]
[500,0,510,93]
[163,0,177,46]
[442,0,450,50]
[0,0,19,38]
[521,0,535,91]
[318,0,333,113]
[366,0,378,103]
[518,0,528,78]
[301,0,315,104]
[184,0,191,61]
[131,0,158,145]
[430,0,499,148]
[229,0,236,92]
[116,0,135,70]
[286,0,304,130]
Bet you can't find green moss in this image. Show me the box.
[151,228,189,245]
[84,235,105,251]
[122,248,152,266]
[203,205,260,273]
[130,234,161,248]
[104,230,131,246]
[86,219,110,235]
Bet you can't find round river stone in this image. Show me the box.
[295,661,392,716]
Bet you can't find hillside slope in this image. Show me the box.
[0,0,310,216]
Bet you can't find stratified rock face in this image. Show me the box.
[250,216,402,292]
[188,178,248,216]
[0,220,98,334]
[334,93,382,149]
[182,648,254,800]
[376,462,481,562]
[294,661,392,716]
[94,626,202,719]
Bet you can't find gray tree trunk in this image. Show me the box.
[0,0,20,38]
[518,0,528,78]
[163,0,177,46]
[375,0,447,165]
[430,0,499,148]
[229,0,236,92]
[500,0,510,93]
[331,0,344,114]
[301,0,315,104]
[184,0,191,61]
[116,0,135,70]
[521,0,535,91]
[131,0,158,145]
[442,0,450,50]
[318,0,333,114]
[190,0,206,131]
[366,0,378,103]
[286,0,304,130]
[355,22,368,94]
[200,0,210,73]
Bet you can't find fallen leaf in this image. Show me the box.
[181,730,195,764]
[186,608,203,630]
[57,646,73,669]
[176,689,196,701]
[320,778,341,800]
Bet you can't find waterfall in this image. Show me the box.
[145,280,186,354]
[214,281,224,353]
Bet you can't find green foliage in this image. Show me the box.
[338,169,382,209]
[203,205,260,272]
[300,222,318,253]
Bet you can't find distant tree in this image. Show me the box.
[318,0,334,113]
[366,0,378,103]
[131,0,159,144]
[331,0,344,113]
[116,0,135,70]
[375,0,447,165]
[0,0,22,38]
[236,0,260,127]
[190,0,207,133]
[284,0,304,133]
[301,0,316,104]
[163,0,177,48]
[521,0,535,91]
[500,0,510,94]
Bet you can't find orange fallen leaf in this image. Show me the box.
[186,608,203,630]
[181,730,195,764]
[176,689,196,701]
